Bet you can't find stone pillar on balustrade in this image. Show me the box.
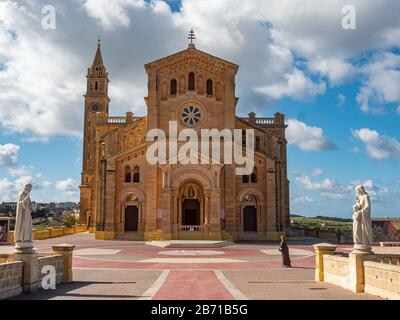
[313,243,337,282]
[52,244,76,283]
[348,247,374,293]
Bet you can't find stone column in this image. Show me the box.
[8,247,39,293]
[348,249,373,293]
[313,243,337,282]
[52,244,76,283]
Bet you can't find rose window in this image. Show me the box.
[181,105,202,126]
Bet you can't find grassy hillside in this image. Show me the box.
[290,215,352,231]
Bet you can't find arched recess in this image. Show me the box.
[215,81,223,100]
[179,181,204,226]
[171,171,212,227]
[197,75,204,94]
[179,75,186,93]
[120,189,146,232]
[161,81,168,100]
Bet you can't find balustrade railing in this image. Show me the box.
[180,225,204,232]
[373,254,400,266]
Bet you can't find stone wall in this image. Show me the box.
[364,261,400,300]
[8,225,87,243]
[38,255,64,285]
[323,254,350,289]
[0,261,23,300]
[0,244,75,300]
[314,243,400,300]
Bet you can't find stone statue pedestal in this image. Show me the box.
[352,244,373,254]
[13,241,35,254]
[348,248,374,293]
[8,243,39,293]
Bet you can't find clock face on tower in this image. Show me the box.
[90,103,103,113]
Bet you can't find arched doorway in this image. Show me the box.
[120,191,145,233]
[179,182,204,226]
[239,192,261,233]
[243,206,257,231]
[125,206,138,231]
[182,199,200,225]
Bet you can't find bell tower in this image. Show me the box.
[82,38,110,175]
[80,39,110,226]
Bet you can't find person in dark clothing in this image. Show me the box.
[279,234,291,268]
[336,228,342,244]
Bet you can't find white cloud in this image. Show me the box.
[295,175,336,191]
[352,128,400,160]
[7,165,34,177]
[287,119,337,151]
[55,178,79,192]
[83,0,147,30]
[255,68,326,100]
[356,52,400,114]
[0,0,400,141]
[0,178,16,202]
[320,192,344,200]
[309,58,355,85]
[337,94,346,108]
[310,168,323,177]
[294,196,314,203]
[0,144,20,167]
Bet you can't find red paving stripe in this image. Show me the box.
[152,270,234,300]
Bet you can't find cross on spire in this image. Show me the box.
[188,28,196,44]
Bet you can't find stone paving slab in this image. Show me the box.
[11,269,162,300]
[222,269,382,300]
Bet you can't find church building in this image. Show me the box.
[79,34,290,241]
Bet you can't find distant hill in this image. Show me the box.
[290,214,352,223]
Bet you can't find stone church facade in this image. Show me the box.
[79,39,290,241]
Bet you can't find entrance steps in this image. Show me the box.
[238,232,267,241]
[116,232,144,241]
[146,240,233,248]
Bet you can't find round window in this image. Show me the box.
[181,105,202,127]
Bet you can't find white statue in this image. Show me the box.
[352,185,373,251]
[14,184,33,247]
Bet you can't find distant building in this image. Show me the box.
[372,218,400,242]
[56,202,78,210]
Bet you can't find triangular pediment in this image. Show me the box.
[145,45,238,75]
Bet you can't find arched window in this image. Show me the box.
[95,81,98,91]
[170,79,177,95]
[206,79,213,95]
[256,137,261,152]
[251,167,257,183]
[124,166,131,183]
[242,175,249,184]
[133,166,140,183]
[188,72,195,90]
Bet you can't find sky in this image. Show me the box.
[0,0,399,218]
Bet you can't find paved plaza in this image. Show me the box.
[0,233,385,300]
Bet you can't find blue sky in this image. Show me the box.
[0,0,399,219]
